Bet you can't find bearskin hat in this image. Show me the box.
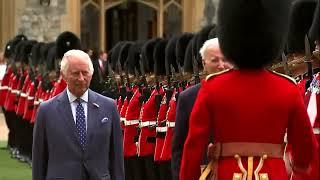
[29,42,44,68]
[39,42,55,66]
[196,25,215,61]
[183,36,196,73]
[46,45,57,71]
[287,0,317,53]
[117,42,133,74]
[154,39,168,76]
[165,36,180,75]
[56,31,81,60]
[110,41,125,72]
[309,0,320,42]
[21,40,37,64]
[127,41,144,75]
[141,38,162,73]
[217,0,291,68]
[176,33,194,69]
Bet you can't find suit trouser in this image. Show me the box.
[124,156,144,180]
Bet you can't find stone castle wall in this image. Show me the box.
[17,0,66,42]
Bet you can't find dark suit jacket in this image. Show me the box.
[90,59,104,94]
[171,84,201,180]
[32,89,125,180]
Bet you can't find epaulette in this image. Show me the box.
[205,69,232,81]
[268,70,297,85]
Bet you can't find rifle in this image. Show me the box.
[281,52,292,76]
[304,35,313,79]
[193,55,200,84]
[117,60,125,87]
[139,58,148,87]
[124,62,132,90]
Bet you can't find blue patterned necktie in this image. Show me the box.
[75,98,86,150]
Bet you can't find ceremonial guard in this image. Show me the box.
[15,40,37,162]
[123,42,144,180]
[180,0,317,179]
[4,36,28,158]
[30,42,55,123]
[1,40,14,149]
[137,38,163,179]
[153,39,172,167]
[304,0,320,179]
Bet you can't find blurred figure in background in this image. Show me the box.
[0,52,6,82]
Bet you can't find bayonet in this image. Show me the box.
[193,55,200,84]
[139,58,148,86]
[171,64,179,89]
[305,35,313,79]
[281,53,291,76]
[117,60,125,87]
[124,62,131,90]
[165,60,171,88]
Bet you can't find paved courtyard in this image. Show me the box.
[0,111,8,141]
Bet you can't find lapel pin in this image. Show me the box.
[92,103,100,108]
[101,117,109,123]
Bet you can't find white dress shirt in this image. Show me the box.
[66,88,88,130]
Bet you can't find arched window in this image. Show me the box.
[163,0,182,38]
[81,0,100,51]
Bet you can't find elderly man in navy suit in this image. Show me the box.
[171,37,231,180]
[32,49,124,180]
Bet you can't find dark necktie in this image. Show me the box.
[75,98,86,150]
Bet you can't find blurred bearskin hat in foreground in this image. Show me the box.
[217,0,291,68]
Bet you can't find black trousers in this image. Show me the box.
[17,117,32,157]
[141,156,159,180]
[124,156,144,180]
[5,111,17,148]
[157,161,172,180]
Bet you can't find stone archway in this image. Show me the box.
[103,0,184,50]
[105,1,158,50]
[80,0,188,51]
[81,1,100,51]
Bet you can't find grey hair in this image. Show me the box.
[60,49,94,75]
[199,38,219,60]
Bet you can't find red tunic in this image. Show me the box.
[119,97,128,131]
[117,96,123,112]
[50,76,66,98]
[30,82,44,124]
[0,67,13,107]
[154,93,170,162]
[16,74,30,116]
[161,88,180,161]
[123,87,141,157]
[180,69,317,180]
[4,74,19,112]
[297,78,308,97]
[23,81,36,121]
[303,72,320,180]
[138,88,164,157]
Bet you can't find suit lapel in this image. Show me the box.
[86,90,99,149]
[56,90,81,149]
